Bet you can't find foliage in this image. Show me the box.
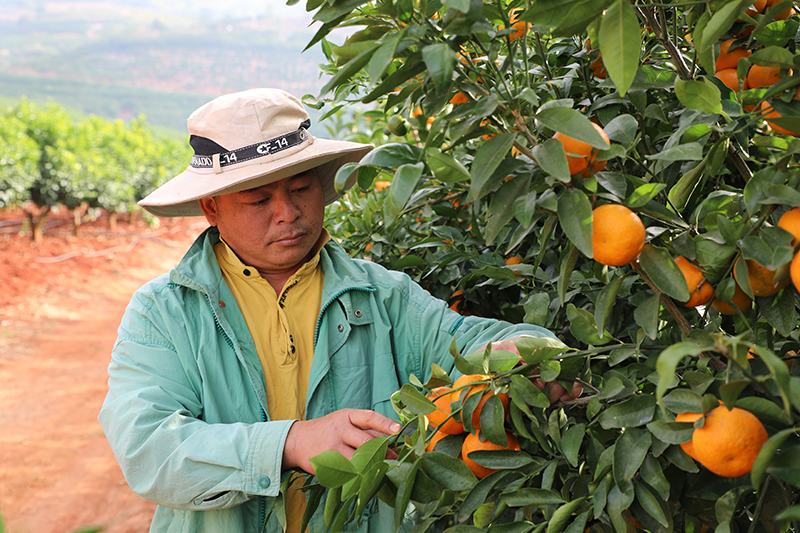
[0,98,191,238]
[310,0,800,531]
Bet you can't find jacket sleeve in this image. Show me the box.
[98,284,292,511]
[373,267,556,384]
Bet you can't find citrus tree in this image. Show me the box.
[294,0,800,531]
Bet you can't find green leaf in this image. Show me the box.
[674,78,723,115]
[751,427,796,488]
[510,374,551,409]
[633,480,670,527]
[595,274,625,339]
[394,459,420,531]
[627,183,666,209]
[638,245,691,302]
[422,43,456,96]
[532,138,571,183]
[421,452,478,491]
[567,304,612,345]
[561,423,586,467]
[558,188,594,258]
[321,46,376,95]
[502,488,565,507]
[367,32,402,83]
[468,133,516,203]
[426,148,471,183]
[397,384,436,415]
[613,428,651,490]
[598,0,641,96]
[359,143,422,169]
[655,343,708,405]
[384,162,423,225]
[646,142,704,162]
[310,450,359,488]
[487,175,532,245]
[634,294,661,340]
[536,107,610,149]
[334,162,360,196]
[546,497,587,533]
[480,395,509,447]
[604,114,639,147]
[513,336,570,365]
[598,395,657,429]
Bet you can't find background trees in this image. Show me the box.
[303,0,800,531]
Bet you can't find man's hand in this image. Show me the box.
[282,409,401,474]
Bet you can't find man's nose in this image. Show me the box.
[273,193,301,223]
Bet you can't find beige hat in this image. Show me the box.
[138,88,373,217]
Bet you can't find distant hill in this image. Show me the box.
[0,1,329,134]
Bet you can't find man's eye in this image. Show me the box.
[250,198,269,206]
[294,186,309,193]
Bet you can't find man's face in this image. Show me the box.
[198,169,326,279]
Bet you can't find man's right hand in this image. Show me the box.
[282,409,401,475]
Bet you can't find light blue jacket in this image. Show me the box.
[99,227,554,532]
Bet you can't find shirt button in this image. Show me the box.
[290,345,296,353]
[355,310,362,317]
[338,325,344,332]
[243,269,251,276]
[258,476,270,488]
[219,301,226,308]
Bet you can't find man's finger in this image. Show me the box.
[347,409,401,435]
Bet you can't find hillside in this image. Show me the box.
[0,1,328,133]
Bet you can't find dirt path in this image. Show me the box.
[0,213,205,533]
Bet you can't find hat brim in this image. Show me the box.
[138,138,372,217]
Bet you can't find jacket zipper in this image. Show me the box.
[202,292,268,532]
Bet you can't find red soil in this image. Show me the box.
[0,207,206,533]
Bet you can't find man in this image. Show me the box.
[99,88,555,532]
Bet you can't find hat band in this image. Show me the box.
[190,120,311,170]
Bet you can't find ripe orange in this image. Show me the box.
[761,99,800,136]
[716,39,751,71]
[425,386,464,435]
[373,180,391,191]
[711,282,753,314]
[746,64,788,89]
[714,68,742,91]
[552,122,610,177]
[734,256,790,297]
[791,251,800,293]
[675,411,702,459]
[740,0,767,19]
[462,431,520,478]
[778,207,800,246]
[450,92,470,105]
[505,256,522,265]
[692,406,768,477]
[590,57,607,79]
[675,256,715,307]
[452,374,509,431]
[592,204,647,266]
[504,8,528,41]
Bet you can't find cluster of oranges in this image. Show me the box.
[712,1,799,135]
[425,374,519,478]
[677,404,769,478]
[677,206,800,312]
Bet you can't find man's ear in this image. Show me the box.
[197,197,219,226]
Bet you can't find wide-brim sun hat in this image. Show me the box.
[138,88,373,217]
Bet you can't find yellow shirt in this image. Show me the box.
[215,231,329,531]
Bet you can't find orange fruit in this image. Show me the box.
[462,431,520,478]
[711,282,753,314]
[675,411,703,459]
[373,180,391,191]
[714,68,742,91]
[675,256,715,307]
[734,256,790,297]
[760,97,800,136]
[552,122,610,177]
[740,0,767,19]
[425,387,464,435]
[452,374,511,431]
[692,406,768,477]
[504,8,528,41]
[590,57,607,79]
[505,256,523,265]
[716,39,751,71]
[791,251,800,293]
[778,207,800,246]
[591,204,647,266]
[746,64,789,88]
[450,92,470,105]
